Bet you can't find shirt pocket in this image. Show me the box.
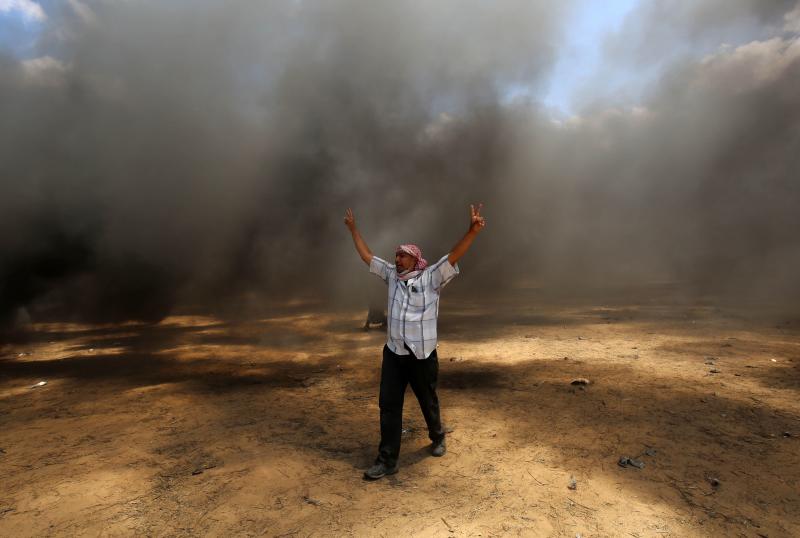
[408,286,426,308]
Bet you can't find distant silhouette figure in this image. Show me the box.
[363,304,387,331]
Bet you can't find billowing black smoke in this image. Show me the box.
[1,0,799,327]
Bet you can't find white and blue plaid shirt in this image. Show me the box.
[369,254,460,359]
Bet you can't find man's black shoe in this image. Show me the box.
[431,438,446,457]
[363,462,398,480]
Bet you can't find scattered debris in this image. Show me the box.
[707,477,720,488]
[704,358,716,365]
[288,375,318,388]
[577,336,585,340]
[770,359,777,363]
[30,381,47,389]
[709,368,720,374]
[441,517,455,532]
[783,432,792,438]
[618,446,658,469]
[526,470,546,485]
[567,476,577,490]
[192,464,217,475]
[618,457,645,469]
[303,495,322,506]
[567,499,597,512]
[570,378,590,386]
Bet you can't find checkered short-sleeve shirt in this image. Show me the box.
[369,254,460,359]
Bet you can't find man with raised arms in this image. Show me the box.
[344,204,486,480]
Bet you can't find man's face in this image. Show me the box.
[395,251,416,273]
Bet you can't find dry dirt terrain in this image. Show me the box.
[1,288,799,537]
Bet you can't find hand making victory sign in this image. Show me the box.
[344,207,374,265]
[469,203,486,234]
[448,202,486,266]
[344,208,357,232]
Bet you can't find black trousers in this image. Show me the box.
[377,344,444,467]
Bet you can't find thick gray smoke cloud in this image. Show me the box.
[499,0,800,304]
[0,0,570,323]
[1,0,799,326]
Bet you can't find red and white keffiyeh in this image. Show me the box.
[395,244,427,281]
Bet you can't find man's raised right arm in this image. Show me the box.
[344,208,373,266]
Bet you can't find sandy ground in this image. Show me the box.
[1,288,799,537]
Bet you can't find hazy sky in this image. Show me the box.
[542,0,640,112]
